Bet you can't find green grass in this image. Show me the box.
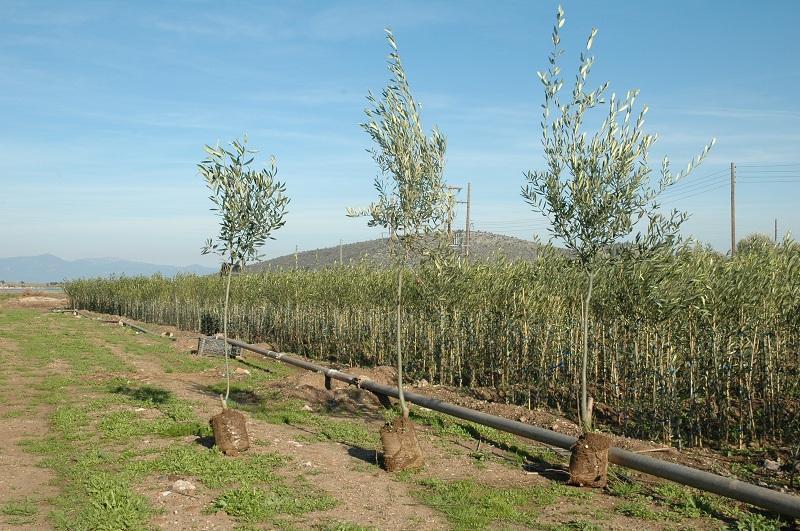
[51,473,152,531]
[1,498,38,525]
[210,480,337,523]
[127,443,286,489]
[208,381,380,450]
[101,329,218,374]
[614,499,661,521]
[409,407,560,467]
[410,478,588,530]
[1,305,345,529]
[1,310,130,375]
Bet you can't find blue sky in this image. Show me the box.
[1,0,798,266]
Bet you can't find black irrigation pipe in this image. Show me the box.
[220,335,800,519]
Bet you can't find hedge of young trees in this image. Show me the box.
[65,240,800,448]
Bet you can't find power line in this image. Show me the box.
[661,169,728,197]
[738,180,800,184]
[734,169,800,173]
[737,163,800,168]
[660,181,729,203]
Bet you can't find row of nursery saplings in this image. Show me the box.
[64,240,800,449]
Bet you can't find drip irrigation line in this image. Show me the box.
[219,335,800,519]
[54,308,175,340]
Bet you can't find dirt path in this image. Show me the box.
[80,323,447,530]
[0,338,59,529]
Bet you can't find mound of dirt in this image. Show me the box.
[16,295,67,308]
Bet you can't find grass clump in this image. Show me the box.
[2,498,38,525]
[51,473,151,531]
[99,382,209,439]
[128,444,286,489]
[211,481,336,523]
[615,499,661,521]
[98,410,209,439]
[411,478,585,530]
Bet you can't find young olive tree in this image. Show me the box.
[522,6,714,432]
[348,29,449,419]
[201,136,289,405]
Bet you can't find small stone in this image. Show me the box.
[301,461,314,467]
[763,459,781,472]
[172,479,196,492]
[134,407,146,412]
[287,440,303,447]
[160,491,172,497]
[234,367,250,375]
[301,404,313,411]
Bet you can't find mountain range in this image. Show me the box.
[251,231,543,270]
[1,232,546,282]
[0,254,217,283]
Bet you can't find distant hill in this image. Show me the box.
[0,254,216,283]
[251,231,545,271]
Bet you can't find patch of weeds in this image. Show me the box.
[348,461,381,474]
[110,383,173,404]
[51,405,90,440]
[615,499,660,520]
[410,408,560,467]
[392,466,425,483]
[733,511,784,531]
[317,522,377,531]
[98,410,209,440]
[102,331,214,374]
[19,435,71,457]
[33,375,76,394]
[128,444,287,489]
[412,478,581,530]
[470,450,491,469]
[651,482,712,518]
[547,521,603,531]
[606,478,643,498]
[98,382,208,439]
[239,396,379,450]
[48,448,115,481]
[210,481,336,523]
[1,498,38,525]
[2,309,130,375]
[51,472,151,531]
[0,409,24,419]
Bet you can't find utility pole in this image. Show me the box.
[464,181,472,263]
[339,239,343,265]
[730,163,736,256]
[446,185,462,252]
[295,245,299,269]
[774,219,778,243]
